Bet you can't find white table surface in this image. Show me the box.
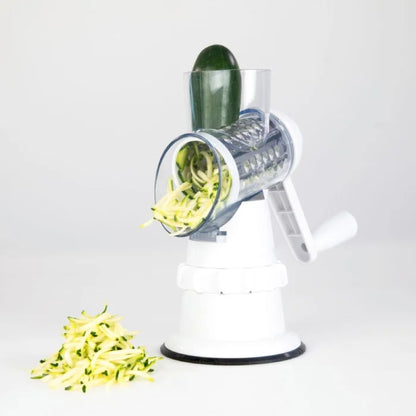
[1,242,415,415]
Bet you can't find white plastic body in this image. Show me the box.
[265,112,358,262]
[163,199,303,359]
[186,196,276,268]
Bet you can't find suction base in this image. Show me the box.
[161,342,306,365]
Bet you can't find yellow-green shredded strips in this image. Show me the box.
[141,141,232,235]
[31,306,161,392]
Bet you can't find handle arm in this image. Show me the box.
[265,178,358,263]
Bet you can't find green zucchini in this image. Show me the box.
[190,45,241,130]
[176,146,188,170]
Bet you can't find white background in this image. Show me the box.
[1,1,415,415]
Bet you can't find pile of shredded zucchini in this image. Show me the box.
[30,306,161,392]
[141,141,232,235]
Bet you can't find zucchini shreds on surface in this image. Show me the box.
[30,306,161,392]
[141,141,232,235]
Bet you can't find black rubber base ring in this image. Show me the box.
[160,342,306,365]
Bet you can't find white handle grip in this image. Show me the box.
[313,211,358,252]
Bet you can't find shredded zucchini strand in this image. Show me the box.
[142,141,232,234]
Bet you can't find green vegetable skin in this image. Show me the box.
[190,44,241,130]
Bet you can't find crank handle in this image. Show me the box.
[265,179,358,263]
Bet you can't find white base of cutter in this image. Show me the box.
[162,199,305,364]
[163,287,304,362]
